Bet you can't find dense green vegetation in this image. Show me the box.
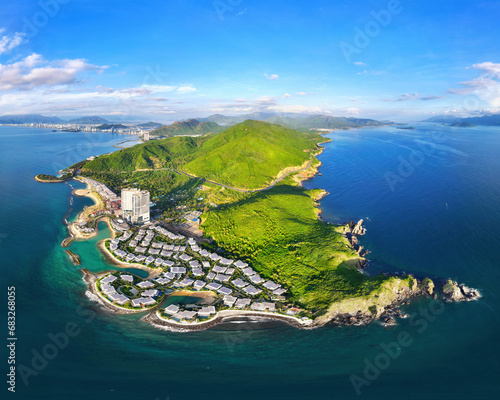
[183,120,324,188]
[83,120,325,189]
[202,182,386,311]
[81,169,195,196]
[150,119,223,137]
[83,135,200,171]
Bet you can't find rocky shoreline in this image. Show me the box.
[314,274,481,328]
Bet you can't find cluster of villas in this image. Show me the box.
[78,176,123,214]
[98,224,297,322]
[75,222,95,234]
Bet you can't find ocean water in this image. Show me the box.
[1,125,499,400]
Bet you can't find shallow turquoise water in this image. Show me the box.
[1,125,499,399]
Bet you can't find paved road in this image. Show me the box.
[128,159,313,193]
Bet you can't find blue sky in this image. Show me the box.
[1,0,500,122]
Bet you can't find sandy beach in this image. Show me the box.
[143,308,312,332]
[98,239,162,279]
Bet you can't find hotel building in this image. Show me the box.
[121,188,150,224]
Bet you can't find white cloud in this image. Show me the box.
[176,85,197,93]
[450,62,500,108]
[283,93,292,98]
[296,92,307,96]
[471,62,500,78]
[0,30,26,55]
[267,104,331,114]
[264,73,279,80]
[353,61,367,66]
[96,85,114,94]
[383,93,445,102]
[342,107,360,115]
[356,69,385,76]
[0,53,107,91]
[140,84,197,94]
[140,84,177,93]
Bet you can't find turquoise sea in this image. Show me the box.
[1,125,499,400]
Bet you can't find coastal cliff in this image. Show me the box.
[309,219,482,328]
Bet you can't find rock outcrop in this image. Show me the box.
[441,279,481,302]
[344,219,367,256]
[352,219,366,236]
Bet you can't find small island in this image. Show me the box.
[35,173,74,183]
[450,122,476,127]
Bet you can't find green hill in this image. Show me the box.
[183,120,322,188]
[150,119,223,137]
[83,120,325,189]
[83,136,200,172]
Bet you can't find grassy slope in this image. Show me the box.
[202,180,388,311]
[83,136,200,172]
[183,120,323,188]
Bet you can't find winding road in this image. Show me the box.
[129,159,313,193]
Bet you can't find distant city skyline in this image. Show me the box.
[1,0,500,122]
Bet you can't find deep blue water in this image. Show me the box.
[1,125,499,400]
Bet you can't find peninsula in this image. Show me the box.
[39,120,480,330]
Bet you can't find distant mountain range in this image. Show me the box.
[0,114,64,124]
[423,114,500,126]
[197,113,391,130]
[136,121,163,129]
[0,112,391,131]
[0,114,166,128]
[68,116,110,124]
[0,114,111,124]
[150,119,224,137]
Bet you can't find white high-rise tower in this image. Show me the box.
[121,188,150,224]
